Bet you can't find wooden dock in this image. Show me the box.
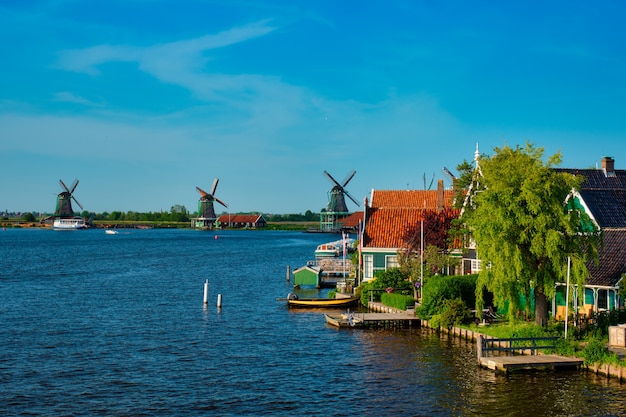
[479,354,583,372]
[477,335,583,373]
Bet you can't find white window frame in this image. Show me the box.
[470,259,482,273]
[386,255,399,269]
[363,254,374,281]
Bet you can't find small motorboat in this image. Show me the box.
[105,229,119,235]
[325,313,363,328]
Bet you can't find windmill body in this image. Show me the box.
[321,170,359,232]
[191,178,228,229]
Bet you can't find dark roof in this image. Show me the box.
[578,189,626,228]
[555,168,626,190]
[555,167,626,228]
[586,228,626,287]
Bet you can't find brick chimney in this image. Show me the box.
[602,156,615,177]
[437,179,444,211]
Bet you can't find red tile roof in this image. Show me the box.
[371,189,455,210]
[217,214,264,224]
[340,211,364,228]
[364,188,459,249]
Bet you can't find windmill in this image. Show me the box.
[196,178,228,221]
[320,170,359,232]
[324,170,359,213]
[55,179,84,217]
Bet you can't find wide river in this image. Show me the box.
[1,228,625,416]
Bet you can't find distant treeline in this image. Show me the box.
[7,207,320,223]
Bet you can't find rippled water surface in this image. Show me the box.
[2,228,626,416]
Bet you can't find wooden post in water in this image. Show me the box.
[203,279,209,305]
[217,293,222,308]
[286,265,291,282]
[477,335,484,362]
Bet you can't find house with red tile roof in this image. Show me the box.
[360,179,461,282]
[217,213,267,229]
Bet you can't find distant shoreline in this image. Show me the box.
[0,219,318,231]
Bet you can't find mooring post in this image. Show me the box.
[286,265,291,282]
[477,335,484,362]
[217,293,222,308]
[203,279,209,305]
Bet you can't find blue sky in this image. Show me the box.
[2,1,625,215]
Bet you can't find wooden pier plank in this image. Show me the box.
[480,354,583,372]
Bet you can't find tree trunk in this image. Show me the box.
[534,287,549,326]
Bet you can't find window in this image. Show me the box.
[386,255,399,269]
[598,289,608,310]
[363,255,373,281]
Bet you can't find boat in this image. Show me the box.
[105,229,119,235]
[314,237,356,258]
[53,217,86,230]
[314,242,340,258]
[325,313,363,328]
[286,294,359,308]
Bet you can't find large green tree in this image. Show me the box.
[462,142,600,325]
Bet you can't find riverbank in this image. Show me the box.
[368,300,626,382]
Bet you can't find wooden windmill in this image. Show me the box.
[321,170,359,232]
[55,179,84,217]
[193,178,228,229]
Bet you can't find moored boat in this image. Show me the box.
[314,242,340,258]
[324,313,363,328]
[53,217,86,230]
[286,295,359,308]
[314,236,356,258]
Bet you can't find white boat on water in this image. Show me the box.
[105,229,118,235]
[314,237,356,258]
[314,242,341,258]
[53,217,86,230]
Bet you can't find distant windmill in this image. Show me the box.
[55,179,84,217]
[196,178,228,220]
[324,170,359,213]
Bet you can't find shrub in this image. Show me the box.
[359,268,412,306]
[553,337,577,356]
[380,292,415,310]
[582,338,614,366]
[417,274,479,320]
[430,298,473,329]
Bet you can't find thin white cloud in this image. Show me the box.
[54,91,104,106]
[56,20,278,88]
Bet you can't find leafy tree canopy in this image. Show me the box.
[462,142,600,325]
